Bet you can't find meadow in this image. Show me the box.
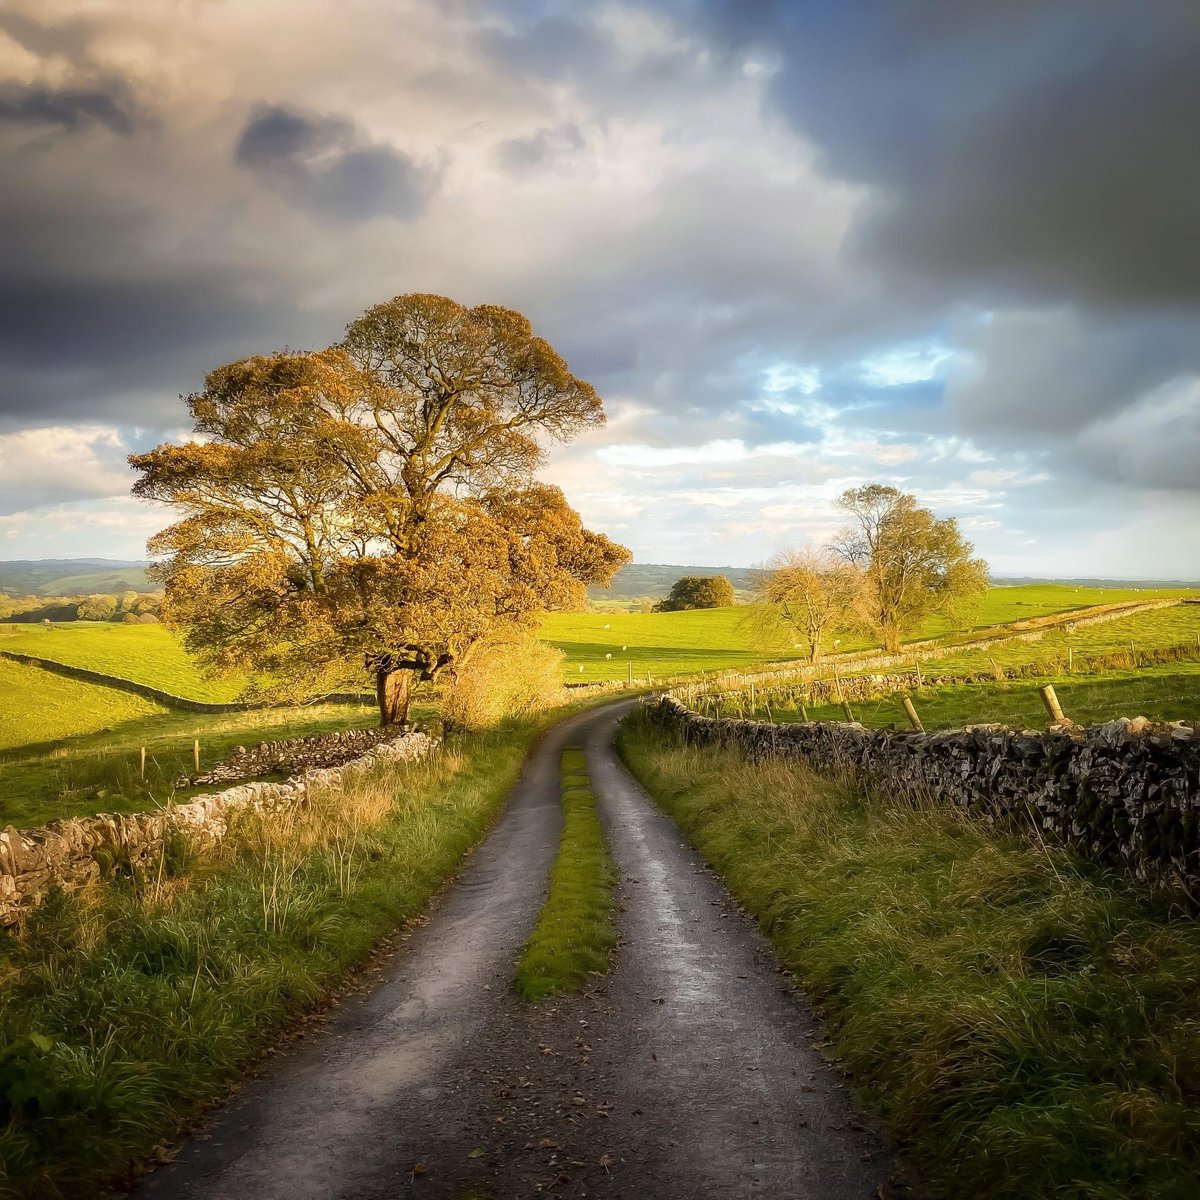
[0,622,250,702]
[542,583,1192,681]
[702,603,1200,730]
[2,585,1196,829]
[0,700,382,828]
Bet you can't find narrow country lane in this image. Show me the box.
[135,700,895,1200]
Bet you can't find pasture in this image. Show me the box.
[748,665,1200,731]
[541,583,1194,681]
[0,622,250,702]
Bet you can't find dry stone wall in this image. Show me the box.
[646,696,1200,884]
[0,729,436,926]
[188,726,408,786]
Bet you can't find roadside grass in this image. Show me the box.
[0,714,546,1200]
[617,711,1200,1200]
[0,700,389,828]
[740,665,1200,731]
[541,585,1195,682]
[514,748,617,1001]
[0,622,252,703]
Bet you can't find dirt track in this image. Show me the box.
[135,699,895,1199]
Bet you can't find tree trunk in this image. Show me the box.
[376,666,413,727]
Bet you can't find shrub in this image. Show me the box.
[654,574,735,612]
[442,634,566,729]
[75,595,118,621]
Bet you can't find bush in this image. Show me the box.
[442,634,565,729]
[75,595,117,621]
[654,574,735,612]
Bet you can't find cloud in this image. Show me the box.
[0,424,131,512]
[234,102,435,222]
[0,0,1196,575]
[0,79,143,134]
[497,122,585,172]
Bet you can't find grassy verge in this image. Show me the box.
[514,748,617,1001]
[0,714,552,1199]
[618,709,1200,1200]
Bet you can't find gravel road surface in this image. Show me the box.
[135,699,897,1199]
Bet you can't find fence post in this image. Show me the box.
[901,696,924,732]
[140,746,146,778]
[627,660,633,687]
[799,703,810,722]
[193,739,200,773]
[1040,684,1066,723]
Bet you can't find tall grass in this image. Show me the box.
[514,748,617,1001]
[0,718,540,1199]
[618,710,1200,1199]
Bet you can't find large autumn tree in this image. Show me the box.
[131,294,630,725]
[833,484,989,652]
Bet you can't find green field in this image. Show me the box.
[0,622,250,702]
[747,665,1200,731]
[0,657,168,754]
[542,584,1194,682]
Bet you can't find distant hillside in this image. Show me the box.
[0,559,154,597]
[587,564,759,601]
[586,565,1200,602]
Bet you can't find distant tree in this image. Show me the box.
[132,293,630,725]
[833,483,989,652]
[117,589,140,611]
[654,575,735,612]
[752,549,864,662]
[76,593,118,621]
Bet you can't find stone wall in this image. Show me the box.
[187,725,408,786]
[645,696,1200,884]
[0,729,436,926]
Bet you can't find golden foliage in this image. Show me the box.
[130,295,630,723]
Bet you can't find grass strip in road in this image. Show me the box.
[617,708,1200,1200]
[515,748,618,1001]
[0,715,557,1200]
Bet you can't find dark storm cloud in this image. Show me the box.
[0,271,336,428]
[0,79,143,134]
[235,103,435,222]
[699,0,1200,307]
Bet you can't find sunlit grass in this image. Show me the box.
[514,748,617,1000]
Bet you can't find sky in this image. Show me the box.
[0,0,1198,577]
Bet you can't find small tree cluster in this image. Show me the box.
[654,575,735,612]
[756,485,988,660]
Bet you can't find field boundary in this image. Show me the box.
[693,597,1189,691]
[0,650,372,713]
[0,728,436,925]
[643,695,1200,884]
